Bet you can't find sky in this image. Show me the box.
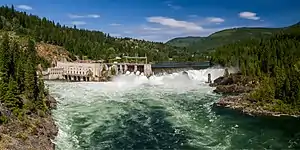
[1,0,300,42]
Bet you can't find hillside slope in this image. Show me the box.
[210,22,300,116]
[166,27,281,53]
[0,32,57,150]
[36,42,75,63]
[166,36,206,47]
[1,30,75,69]
[0,5,203,63]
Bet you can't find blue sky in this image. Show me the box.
[1,0,300,42]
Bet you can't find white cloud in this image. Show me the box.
[116,15,267,42]
[146,16,203,31]
[87,14,100,18]
[239,11,260,20]
[164,1,181,10]
[128,23,269,42]
[68,14,100,19]
[110,23,121,26]
[123,31,132,34]
[188,15,198,18]
[17,5,32,10]
[110,33,122,37]
[206,17,225,24]
[124,24,217,42]
[68,14,84,19]
[115,17,224,42]
[167,4,181,10]
[71,21,86,26]
[142,27,162,31]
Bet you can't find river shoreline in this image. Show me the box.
[0,95,58,150]
[210,72,300,118]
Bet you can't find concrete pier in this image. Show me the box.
[207,73,212,83]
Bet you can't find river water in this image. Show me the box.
[46,68,300,150]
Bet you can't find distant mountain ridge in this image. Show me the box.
[165,23,300,53]
[166,36,206,47]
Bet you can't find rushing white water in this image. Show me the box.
[47,67,300,150]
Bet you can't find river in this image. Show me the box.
[46,68,300,150]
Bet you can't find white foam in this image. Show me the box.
[46,66,231,150]
[109,66,226,89]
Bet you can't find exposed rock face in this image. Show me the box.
[210,73,257,94]
[0,114,58,150]
[36,42,75,63]
[210,72,265,116]
[210,72,257,87]
[214,84,253,94]
[46,95,57,110]
[0,96,58,150]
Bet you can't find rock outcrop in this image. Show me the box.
[210,72,262,116]
[0,96,58,150]
[214,84,253,94]
[210,72,300,117]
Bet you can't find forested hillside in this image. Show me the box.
[166,27,280,53]
[0,5,205,63]
[166,36,206,48]
[211,23,300,114]
[0,32,57,149]
[0,32,48,123]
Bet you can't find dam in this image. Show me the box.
[43,56,212,82]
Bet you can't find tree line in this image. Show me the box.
[0,33,47,123]
[0,5,207,63]
[211,24,300,113]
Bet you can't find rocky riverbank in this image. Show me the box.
[209,72,258,94]
[0,95,58,150]
[210,72,300,117]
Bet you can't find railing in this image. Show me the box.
[151,61,211,68]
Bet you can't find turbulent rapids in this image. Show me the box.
[46,67,300,150]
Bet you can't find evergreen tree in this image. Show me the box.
[24,39,38,102]
[4,76,20,115]
[0,33,10,83]
[8,40,17,79]
[0,33,10,99]
[36,76,47,112]
[13,41,25,92]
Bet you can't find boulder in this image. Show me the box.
[214,84,253,94]
[209,76,234,86]
[45,95,57,109]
